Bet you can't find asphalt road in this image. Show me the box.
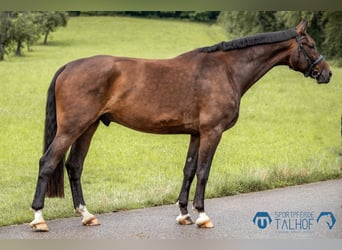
[0,179,341,239]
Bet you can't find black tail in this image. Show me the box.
[44,65,67,198]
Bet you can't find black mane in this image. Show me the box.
[199,28,298,53]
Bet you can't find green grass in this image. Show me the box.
[0,16,341,227]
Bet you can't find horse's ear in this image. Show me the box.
[296,20,308,35]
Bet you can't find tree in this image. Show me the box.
[321,12,342,59]
[0,12,14,60]
[12,11,44,56]
[39,11,68,45]
[11,12,41,56]
[217,11,281,38]
[275,11,326,50]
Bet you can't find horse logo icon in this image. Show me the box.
[253,212,272,229]
[317,212,336,230]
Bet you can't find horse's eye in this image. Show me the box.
[308,44,316,49]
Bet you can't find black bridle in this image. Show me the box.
[295,35,324,78]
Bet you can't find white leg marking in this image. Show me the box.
[196,212,210,224]
[177,213,191,222]
[30,209,49,231]
[30,209,45,225]
[195,212,214,228]
[75,204,100,226]
[76,205,93,218]
[175,201,194,225]
[76,205,93,220]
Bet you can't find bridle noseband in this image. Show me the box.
[295,35,324,78]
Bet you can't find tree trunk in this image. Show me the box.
[0,44,4,61]
[43,31,49,45]
[16,40,22,56]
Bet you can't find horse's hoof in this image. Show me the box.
[30,221,49,232]
[82,216,100,226]
[195,213,214,228]
[197,219,214,228]
[176,213,194,225]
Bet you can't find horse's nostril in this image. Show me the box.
[329,71,332,77]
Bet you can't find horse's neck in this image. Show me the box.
[227,40,294,96]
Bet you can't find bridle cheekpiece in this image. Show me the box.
[295,34,324,78]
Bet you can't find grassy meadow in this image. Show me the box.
[0,16,341,227]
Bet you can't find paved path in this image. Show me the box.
[0,179,341,239]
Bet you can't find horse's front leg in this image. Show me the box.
[192,129,222,228]
[176,134,200,225]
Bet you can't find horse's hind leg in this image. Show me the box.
[31,133,76,232]
[65,121,100,226]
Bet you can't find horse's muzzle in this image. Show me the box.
[316,70,332,84]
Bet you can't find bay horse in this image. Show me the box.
[30,21,331,231]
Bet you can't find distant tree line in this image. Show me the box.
[72,11,220,22]
[218,11,342,60]
[0,11,68,60]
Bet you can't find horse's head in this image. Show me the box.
[289,21,332,84]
